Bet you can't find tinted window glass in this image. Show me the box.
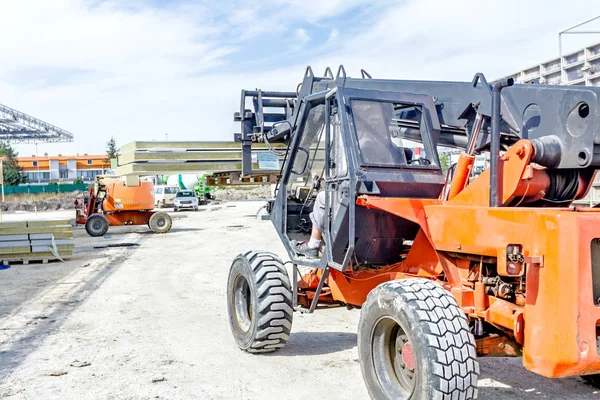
[177,191,195,197]
[292,103,325,175]
[165,187,178,194]
[352,100,408,166]
[351,100,436,167]
[329,114,347,177]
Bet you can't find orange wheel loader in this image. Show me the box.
[75,175,172,237]
[225,66,600,399]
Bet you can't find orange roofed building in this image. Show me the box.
[16,154,112,183]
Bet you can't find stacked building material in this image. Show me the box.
[117,141,278,176]
[116,141,324,177]
[0,220,74,264]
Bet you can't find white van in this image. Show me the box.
[154,185,179,208]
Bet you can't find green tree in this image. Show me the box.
[439,152,451,174]
[105,136,118,162]
[0,142,27,186]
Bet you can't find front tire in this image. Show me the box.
[85,214,109,237]
[149,212,172,233]
[358,279,479,400]
[227,251,293,353]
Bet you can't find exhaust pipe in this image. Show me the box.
[490,78,514,207]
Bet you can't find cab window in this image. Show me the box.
[351,100,435,168]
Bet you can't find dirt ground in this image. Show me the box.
[0,191,82,212]
[0,202,599,399]
[213,185,273,201]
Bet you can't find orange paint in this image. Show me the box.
[103,181,155,212]
[314,138,600,379]
[76,179,160,231]
[447,153,474,200]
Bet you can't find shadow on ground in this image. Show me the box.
[272,331,357,356]
[477,357,600,399]
[269,338,600,398]
[133,227,204,235]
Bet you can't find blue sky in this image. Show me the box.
[1,0,600,156]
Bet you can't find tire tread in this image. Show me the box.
[362,279,479,400]
[236,251,293,353]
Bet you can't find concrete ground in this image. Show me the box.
[0,202,598,399]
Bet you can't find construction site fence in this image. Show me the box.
[1,183,89,195]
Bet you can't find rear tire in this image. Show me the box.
[149,212,172,233]
[227,251,293,353]
[85,214,109,237]
[358,279,479,400]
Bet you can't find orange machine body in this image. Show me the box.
[75,179,157,227]
[103,181,155,212]
[304,139,600,379]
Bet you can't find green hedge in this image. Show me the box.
[2,183,88,195]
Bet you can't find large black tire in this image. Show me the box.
[85,214,109,237]
[227,251,293,353]
[149,212,172,233]
[358,279,479,400]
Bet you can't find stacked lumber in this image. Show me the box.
[0,220,74,264]
[117,141,282,176]
[116,141,325,177]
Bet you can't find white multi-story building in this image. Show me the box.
[500,41,600,86]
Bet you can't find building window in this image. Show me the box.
[26,172,50,181]
[87,160,92,165]
[32,161,37,167]
[76,170,101,179]
[59,169,69,179]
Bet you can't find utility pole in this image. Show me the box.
[35,142,41,184]
[1,159,4,202]
[165,133,168,141]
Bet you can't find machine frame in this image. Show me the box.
[227,66,600,399]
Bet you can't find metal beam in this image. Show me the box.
[0,103,73,143]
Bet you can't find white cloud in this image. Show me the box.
[268,0,369,23]
[2,0,600,158]
[314,0,600,81]
[328,28,340,43]
[295,28,311,44]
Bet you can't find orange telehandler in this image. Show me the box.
[226,67,600,399]
[75,175,172,236]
